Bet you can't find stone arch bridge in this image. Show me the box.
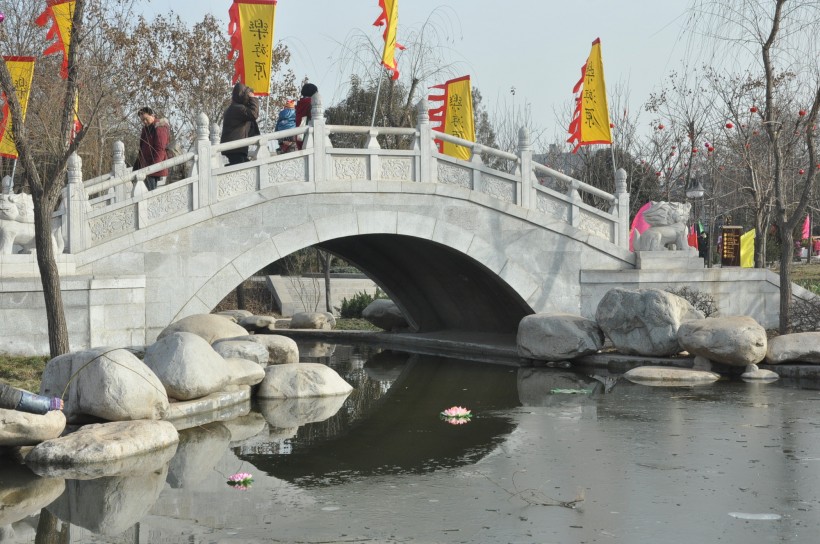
[0,96,789,354]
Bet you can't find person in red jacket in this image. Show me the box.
[295,83,318,149]
[135,107,170,191]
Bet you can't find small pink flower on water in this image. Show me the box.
[229,472,253,482]
[443,416,470,425]
[440,406,471,418]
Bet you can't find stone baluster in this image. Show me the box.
[112,140,128,203]
[613,168,629,248]
[416,100,436,183]
[569,179,582,230]
[195,113,211,208]
[309,93,326,183]
[517,127,532,209]
[1,175,12,194]
[470,144,484,192]
[64,152,88,253]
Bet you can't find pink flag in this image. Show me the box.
[802,214,810,240]
[629,202,652,252]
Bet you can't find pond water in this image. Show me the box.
[5,342,820,543]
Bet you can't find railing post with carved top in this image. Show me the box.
[64,152,88,253]
[614,168,629,248]
[517,127,532,209]
[416,100,434,183]
[112,140,127,203]
[195,113,211,208]
[309,93,326,183]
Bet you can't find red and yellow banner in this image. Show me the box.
[567,38,612,153]
[228,0,277,96]
[373,0,404,80]
[0,57,36,159]
[35,0,75,79]
[428,75,476,160]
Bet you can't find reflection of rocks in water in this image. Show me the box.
[517,368,602,411]
[167,422,232,489]
[223,412,268,445]
[298,341,337,359]
[0,519,36,543]
[363,349,410,383]
[47,464,169,536]
[258,394,349,429]
[0,465,64,527]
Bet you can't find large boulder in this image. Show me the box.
[212,339,270,365]
[144,332,230,401]
[257,363,353,398]
[157,314,247,344]
[224,357,266,386]
[239,314,278,333]
[362,299,408,331]
[677,316,767,366]
[230,334,300,365]
[214,309,253,323]
[0,409,65,447]
[517,313,604,361]
[766,332,820,364]
[595,288,703,356]
[290,312,334,330]
[40,348,169,423]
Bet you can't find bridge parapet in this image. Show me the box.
[60,93,629,255]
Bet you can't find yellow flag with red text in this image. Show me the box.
[35,0,75,79]
[228,0,277,96]
[0,57,36,159]
[428,76,475,160]
[373,0,404,80]
[567,38,612,153]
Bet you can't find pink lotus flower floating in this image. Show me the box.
[227,472,254,489]
[440,406,472,425]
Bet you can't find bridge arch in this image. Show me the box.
[178,210,541,333]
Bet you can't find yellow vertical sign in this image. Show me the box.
[0,57,36,159]
[740,228,755,268]
[35,0,75,79]
[567,38,612,152]
[375,0,401,79]
[229,0,276,96]
[441,76,475,160]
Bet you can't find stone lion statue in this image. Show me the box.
[0,193,65,255]
[633,201,691,251]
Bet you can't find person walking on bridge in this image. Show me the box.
[135,107,170,191]
[221,82,260,165]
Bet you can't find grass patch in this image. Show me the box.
[0,354,49,393]
[334,318,381,331]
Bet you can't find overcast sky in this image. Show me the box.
[142,0,696,140]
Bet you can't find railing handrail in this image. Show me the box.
[532,162,616,203]
[433,132,520,162]
[85,151,196,194]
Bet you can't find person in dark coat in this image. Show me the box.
[135,107,170,191]
[295,83,318,149]
[221,82,260,165]
[0,383,63,414]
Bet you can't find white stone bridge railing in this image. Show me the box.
[59,94,629,255]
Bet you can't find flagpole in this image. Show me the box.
[370,69,386,127]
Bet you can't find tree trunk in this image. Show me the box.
[33,192,70,357]
[236,283,246,310]
[321,251,332,313]
[35,508,69,544]
[778,230,793,333]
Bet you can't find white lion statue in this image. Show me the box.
[0,193,65,255]
[633,201,691,251]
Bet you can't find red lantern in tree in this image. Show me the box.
[658,124,665,130]
[692,148,698,153]
[610,122,615,128]
[799,169,805,175]
[799,110,807,116]
[671,145,677,149]
[750,106,758,113]
[655,171,661,176]
[726,122,734,129]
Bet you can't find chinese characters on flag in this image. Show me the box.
[567,38,612,153]
[428,75,476,160]
[0,57,36,159]
[228,0,277,96]
[373,0,404,80]
[35,0,75,79]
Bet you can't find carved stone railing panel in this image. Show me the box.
[380,157,413,181]
[535,192,570,222]
[578,209,613,241]
[217,169,256,200]
[482,174,515,203]
[437,162,471,189]
[268,157,307,184]
[333,156,368,181]
[89,206,137,243]
[146,186,191,221]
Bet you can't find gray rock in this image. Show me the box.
[239,314,278,333]
[144,332,230,401]
[596,288,703,356]
[257,363,353,398]
[517,312,604,361]
[677,316,767,366]
[0,466,64,526]
[233,334,299,365]
[25,420,179,474]
[158,313,248,343]
[766,332,820,364]
[741,364,778,381]
[624,366,720,385]
[290,312,333,330]
[362,299,407,331]
[212,339,270,365]
[215,309,253,323]
[40,348,169,423]
[0,409,65,447]
[224,357,266,386]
